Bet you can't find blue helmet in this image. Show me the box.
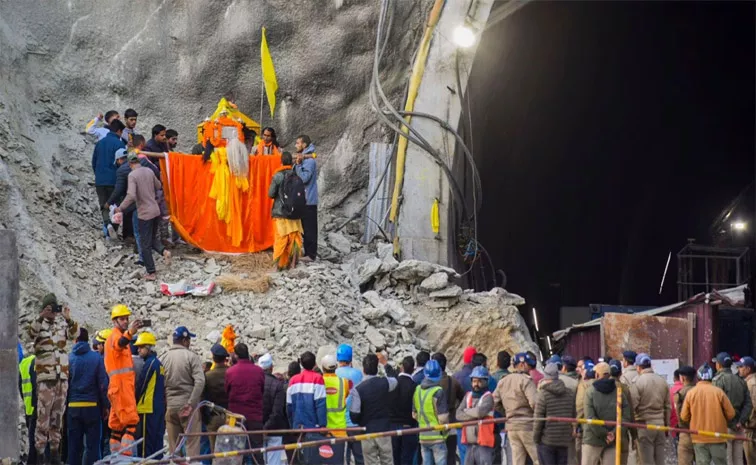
[470,366,490,380]
[336,344,353,362]
[424,359,442,381]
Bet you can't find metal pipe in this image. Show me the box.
[615,383,622,465]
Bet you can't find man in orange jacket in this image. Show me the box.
[104,304,143,456]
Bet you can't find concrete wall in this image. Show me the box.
[397,0,494,266]
[0,231,19,460]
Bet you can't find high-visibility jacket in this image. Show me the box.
[104,327,138,428]
[461,392,495,447]
[19,355,36,416]
[413,385,445,442]
[324,373,350,438]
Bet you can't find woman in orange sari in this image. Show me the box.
[268,152,303,270]
[254,127,282,156]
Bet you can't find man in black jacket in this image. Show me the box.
[349,353,397,465]
[259,353,287,465]
[390,356,418,465]
[105,148,134,242]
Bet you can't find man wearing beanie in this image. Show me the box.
[203,344,229,451]
[28,293,79,465]
[533,363,575,465]
[681,364,735,465]
[674,366,697,465]
[260,354,288,465]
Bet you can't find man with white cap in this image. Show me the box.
[630,353,670,465]
[260,353,287,465]
[320,354,352,464]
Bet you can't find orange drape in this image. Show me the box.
[160,152,280,253]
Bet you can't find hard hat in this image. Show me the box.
[336,344,353,362]
[134,332,157,347]
[321,354,338,370]
[470,366,490,380]
[424,359,442,382]
[110,304,132,319]
[95,329,113,343]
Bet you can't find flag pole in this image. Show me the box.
[259,80,264,129]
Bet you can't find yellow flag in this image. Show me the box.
[261,27,278,118]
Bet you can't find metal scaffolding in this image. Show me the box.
[677,242,750,301]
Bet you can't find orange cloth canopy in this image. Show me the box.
[160,152,280,253]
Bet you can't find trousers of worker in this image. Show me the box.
[108,386,139,455]
[36,379,68,452]
[136,413,166,459]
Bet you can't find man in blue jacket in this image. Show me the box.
[134,332,166,459]
[92,118,126,239]
[67,328,109,465]
[294,135,318,261]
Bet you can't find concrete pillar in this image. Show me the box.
[0,231,19,461]
[396,0,494,266]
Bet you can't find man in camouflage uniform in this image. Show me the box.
[27,293,79,465]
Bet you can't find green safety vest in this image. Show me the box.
[19,355,36,416]
[413,385,445,442]
[324,374,349,435]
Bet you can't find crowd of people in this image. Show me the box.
[87,107,320,277]
[20,292,756,465]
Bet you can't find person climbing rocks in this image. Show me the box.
[294,134,318,261]
[28,293,79,465]
[86,110,120,141]
[115,152,171,280]
[104,304,142,456]
[121,108,139,147]
[92,118,126,240]
[254,127,281,156]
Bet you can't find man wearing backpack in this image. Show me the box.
[268,152,305,270]
[294,135,318,261]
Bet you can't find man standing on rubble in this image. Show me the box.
[493,352,539,465]
[631,353,671,465]
[122,109,139,146]
[86,110,120,141]
[104,304,142,456]
[294,134,319,261]
[712,352,752,465]
[92,118,127,239]
[160,326,205,458]
[28,293,79,465]
[115,152,171,280]
[335,344,364,465]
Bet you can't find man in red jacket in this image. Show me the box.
[225,344,265,463]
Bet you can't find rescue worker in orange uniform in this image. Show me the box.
[104,304,143,456]
[457,366,496,465]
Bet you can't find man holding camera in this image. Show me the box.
[27,293,79,465]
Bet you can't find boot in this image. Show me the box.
[49,448,61,465]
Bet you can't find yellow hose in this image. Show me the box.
[431,198,440,235]
[389,0,446,255]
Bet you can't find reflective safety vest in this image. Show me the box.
[19,355,36,416]
[324,374,350,438]
[461,392,495,447]
[413,385,445,442]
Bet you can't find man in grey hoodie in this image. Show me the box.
[533,363,576,465]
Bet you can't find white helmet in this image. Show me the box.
[321,354,338,370]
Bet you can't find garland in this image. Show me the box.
[202,116,244,148]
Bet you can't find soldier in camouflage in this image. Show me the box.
[27,293,79,465]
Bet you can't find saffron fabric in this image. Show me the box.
[160,152,279,253]
[272,218,303,270]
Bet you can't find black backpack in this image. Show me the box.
[280,170,306,219]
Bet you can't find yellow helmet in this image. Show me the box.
[95,329,113,343]
[110,304,132,319]
[134,332,157,347]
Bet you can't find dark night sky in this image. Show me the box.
[468,1,755,333]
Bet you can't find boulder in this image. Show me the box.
[356,257,383,286]
[250,324,272,339]
[430,285,463,299]
[391,260,437,283]
[365,326,386,349]
[327,232,353,255]
[420,272,449,292]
